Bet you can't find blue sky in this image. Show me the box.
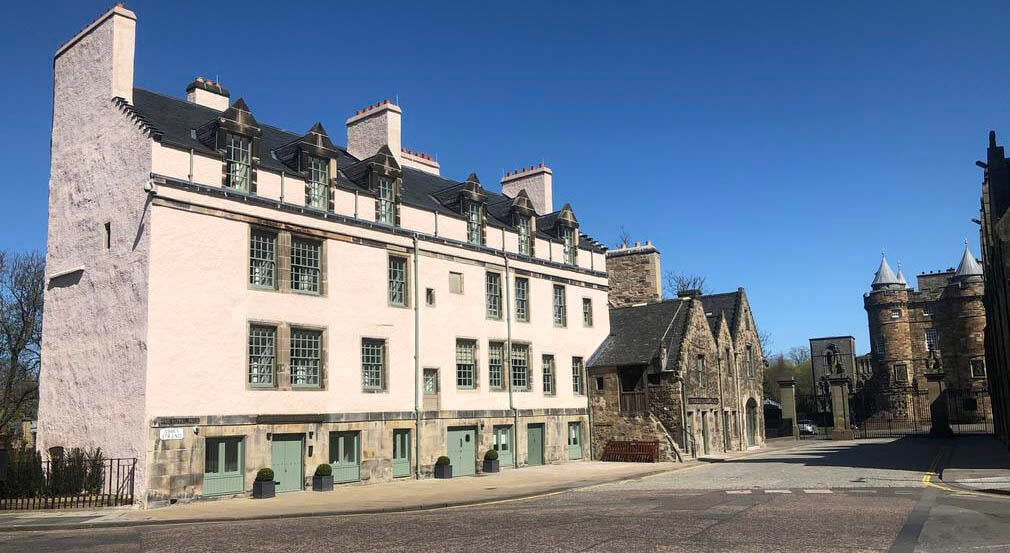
[2,1,1006,354]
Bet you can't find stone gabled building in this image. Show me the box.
[587,244,765,460]
[37,5,610,506]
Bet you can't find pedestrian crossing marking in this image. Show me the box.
[765,490,792,494]
[803,489,832,494]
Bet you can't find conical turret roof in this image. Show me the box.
[955,242,983,278]
[896,262,907,286]
[872,254,901,287]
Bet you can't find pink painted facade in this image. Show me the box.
[39,6,610,506]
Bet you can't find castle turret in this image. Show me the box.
[954,242,983,283]
[864,253,913,386]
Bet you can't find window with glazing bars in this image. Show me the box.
[377,177,395,225]
[466,201,483,244]
[389,256,407,306]
[423,368,439,394]
[553,285,567,326]
[488,342,505,390]
[361,338,385,391]
[925,328,939,351]
[249,229,277,289]
[542,355,555,395]
[971,358,986,378]
[248,325,276,386]
[582,298,593,327]
[563,227,577,265]
[305,156,329,210]
[291,237,321,294]
[290,328,321,387]
[517,216,532,255]
[572,357,584,394]
[456,339,477,389]
[515,278,529,322]
[486,272,502,319]
[226,133,252,191]
[511,344,529,391]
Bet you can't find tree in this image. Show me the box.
[787,346,810,365]
[616,226,632,248]
[0,250,44,442]
[662,271,710,298]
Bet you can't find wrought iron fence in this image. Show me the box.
[0,449,135,511]
[945,388,994,435]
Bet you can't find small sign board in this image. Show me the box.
[159,427,184,441]
[688,397,720,405]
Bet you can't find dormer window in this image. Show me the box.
[562,227,577,265]
[225,132,252,191]
[305,156,329,210]
[466,201,484,244]
[517,215,533,255]
[377,177,396,225]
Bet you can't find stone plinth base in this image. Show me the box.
[831,429,855,441]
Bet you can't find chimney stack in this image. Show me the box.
[501,164,553,215]
[606,242,662,308]
[186,77,230,111]
[346,99,401,164]
[55,3,136,104]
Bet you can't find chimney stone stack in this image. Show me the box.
[501,164,553,215]
[346,100,402,165]
[606,241,663,308]
[55,3,136,104]
[186,77,230,111]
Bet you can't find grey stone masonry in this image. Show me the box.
[607,243,662,308]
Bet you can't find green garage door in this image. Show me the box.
[527,424,545,466]
[271,434,304,493]
[329,431,360,484]
[446,427,477,476]
[204,437,244,496]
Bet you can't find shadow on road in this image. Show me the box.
[723,437,954,472]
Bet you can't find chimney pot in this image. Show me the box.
[635,241,640,247]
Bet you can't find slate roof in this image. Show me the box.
[955,244,983,278]
[588,300,688,369]
[130,88,604,251]
[871,255,901,287]
[699,291,741,335]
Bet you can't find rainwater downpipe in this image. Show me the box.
[187,149,194,183]
[279,171,285,203]
[503,242,519,469]
[413,234,422,479]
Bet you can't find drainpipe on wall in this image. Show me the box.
[717,353,726,451]
[734,352,743,449]
[503,245,519,469]
[279,171,285,203]
[679,372,689,453]
[413,234,422,479]
[187,149,194,183]
[585,360,593,460]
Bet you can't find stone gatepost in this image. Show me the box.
[778,378,799,438]
[925,372,954,438]
[828,377,854,440]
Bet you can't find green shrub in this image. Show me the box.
[255,468,274,482]
[314,463,332,477]
[435,456,451,466]
[484,449,499,461]
[84,448,105,495]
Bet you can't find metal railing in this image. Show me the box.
[0,452,136,511]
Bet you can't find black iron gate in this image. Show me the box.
[851,386,930,438]
[945,388,994,435]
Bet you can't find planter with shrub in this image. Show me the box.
[434,456,452,479]
[253,468,275,499]
[312,463,333,492]
[482,449,500,473]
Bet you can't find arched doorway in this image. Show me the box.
[746,398,758,447]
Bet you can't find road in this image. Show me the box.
[5,438,1010,552]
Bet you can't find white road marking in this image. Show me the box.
[803,489,832,494]
[725,490,751,494]
[765,490,792,494]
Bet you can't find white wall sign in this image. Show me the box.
[159,427,184,440]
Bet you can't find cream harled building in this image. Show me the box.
[37,5,609,505]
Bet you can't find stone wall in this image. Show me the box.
[146,412,589,505]
[606,243,662,308]
[37,6,154,497]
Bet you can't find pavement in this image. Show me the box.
[7,436,1010,552]
[0,437,806,533]
[935,434,1010,493]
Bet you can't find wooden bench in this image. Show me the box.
[600,440,660,462]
